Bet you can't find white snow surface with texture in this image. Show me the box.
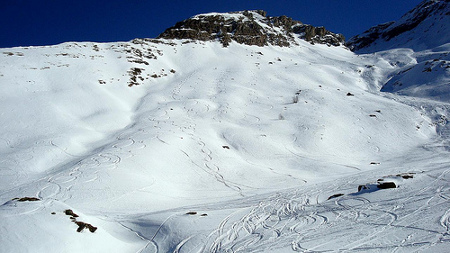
[0,37,449,252]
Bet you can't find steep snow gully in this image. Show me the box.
[1,4,450,253]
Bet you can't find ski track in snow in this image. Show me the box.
[164,94,450,252]
[23,62,253,211]
[197,170,450,253]
[1,34,450,252]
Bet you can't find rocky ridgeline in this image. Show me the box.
[157,10,345,47]
[347,0,450,51]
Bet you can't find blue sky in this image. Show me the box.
[0,0,423,48]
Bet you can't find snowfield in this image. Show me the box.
[0,35,449,251]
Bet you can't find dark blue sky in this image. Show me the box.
[0,0,423,48]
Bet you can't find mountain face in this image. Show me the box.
[347,0,450,53]
[346,0,450,102]
[158,10,345,47]
[1,3,450,253]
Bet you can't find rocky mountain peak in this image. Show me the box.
[347,0,450,52]
[157,10,345,47]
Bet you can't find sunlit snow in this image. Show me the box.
[0,22,449,253]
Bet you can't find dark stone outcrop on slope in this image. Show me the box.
[345,22,394,52]
[377,182,397,189]
[157,10,345,47]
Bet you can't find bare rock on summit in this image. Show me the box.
[157,10,345,47]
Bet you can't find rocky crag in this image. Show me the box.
[157,10,345,47]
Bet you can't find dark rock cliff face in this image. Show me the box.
[347,0,450,52]
[157,10,345,47]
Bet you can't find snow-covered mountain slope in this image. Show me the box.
[347,0,450,103]
[347,0,450,53]
[375,44,450,103]
[1,6,450,253]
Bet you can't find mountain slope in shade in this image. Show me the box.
[0,5,450,253]
[379,45,450,102]
[347,0,450,53]
[347,0,450,102]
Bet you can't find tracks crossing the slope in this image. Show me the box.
[199,165,450,252]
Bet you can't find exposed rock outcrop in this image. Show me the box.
[157,10,345,47]
[347,0,450,52]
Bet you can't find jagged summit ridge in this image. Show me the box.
[347,0,450,52]
[157,10,345,47]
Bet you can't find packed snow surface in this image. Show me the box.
[0,37,449,252]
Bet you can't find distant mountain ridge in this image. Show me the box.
[347,0,450,53]
[157,10,345,47]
